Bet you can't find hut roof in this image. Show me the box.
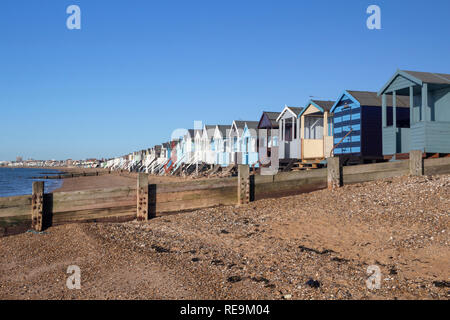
[402,70,450,85]
[348,90,410,108]
[310,100,335,112]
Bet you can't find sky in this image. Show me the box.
[0,0,449,161]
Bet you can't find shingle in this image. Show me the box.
[263,111,280,120]
[347,90,409,108]
[262,111,280,128]
[245,121,259,130]
[216,125,230,137]
[311,100,335,112]
[288,107,304,116]
[402,70,450,85]
[234,121,247,129]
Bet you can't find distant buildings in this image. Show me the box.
[0,158,100,168]
[0,161,10,167]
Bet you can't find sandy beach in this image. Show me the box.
[0,174,448,300]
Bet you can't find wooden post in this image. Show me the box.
[137,173,149,221]
[327,157,342,189]
[149,184,157,219]
[422,83,428,122]
[238,165,250,205]
[409,86,414,125]
[409,150,423,176]
[31,181,44,231]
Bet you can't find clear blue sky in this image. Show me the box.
[0,0,449,161]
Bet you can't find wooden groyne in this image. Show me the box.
[31,170,110,180]
[1,152,450,237]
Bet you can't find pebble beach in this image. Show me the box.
[0,174,448,299]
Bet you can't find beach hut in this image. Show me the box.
[228,121,243,165]
[201,125,216,165]
[228,120,254,165]
[213,125,230,167]
[194,128,203,164]
[298,100,335,162]
[258,111,280,160]
[178,129,199,174]
[183,129,196,164]
[142,147,155,173]
[378,70,450,158]
[155,142,171,174]
[240,121,259,167]
[149,145,162,174]
[168,139,180,173]
[277,106,304,160]
[330,90,409,163]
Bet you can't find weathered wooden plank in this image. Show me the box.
[343,169,408,185]
[53,198,136,213]
[0,205,31,218]
[343,160,408,175]
[424,157,450,175]
[273,169,327,182]
[156,178,237,194]
[156,186,237,204]
[52,206,136,224]
[424,157,450,167]
[255,176,327,200]
[253,175,274,184]
[52,187,136,203]
[0,195,32,209]
[0,214,30,227]
[425,165,450,176]
[156,192,236,213]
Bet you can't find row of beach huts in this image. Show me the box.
[102,70,450,176]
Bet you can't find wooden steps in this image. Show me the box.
[291,159,323,171]
[279,159,296,172]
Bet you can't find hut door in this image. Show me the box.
[285,142,290,158]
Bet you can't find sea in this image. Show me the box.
[0,167,63,197]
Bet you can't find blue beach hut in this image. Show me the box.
[378,70,450,158]
[330,90,409,163]
[241,121,259,167]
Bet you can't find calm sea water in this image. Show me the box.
[0,168,63,197]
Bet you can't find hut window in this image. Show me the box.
[305,117,324,139]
